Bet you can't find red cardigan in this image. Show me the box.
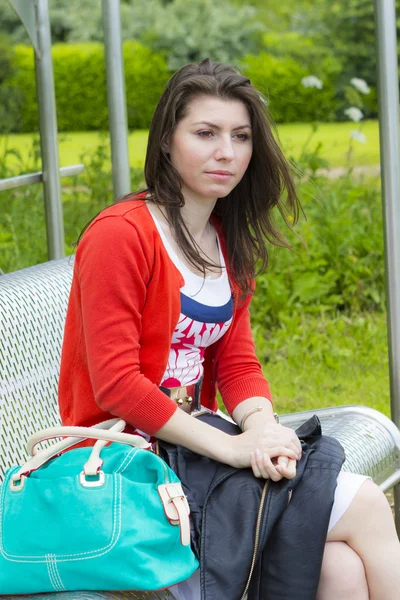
[58,199,272,434]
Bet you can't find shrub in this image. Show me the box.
[262,32,342,82]
[143,0,263,70]
[0,34,24,133]
[251,175,385,333]
[123,42,170,129]
[5,41,169,132]
[0,137,145,274]
[241,52,337,123]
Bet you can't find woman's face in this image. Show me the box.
[168,94,253,205]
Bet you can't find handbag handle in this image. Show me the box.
[83,418,127,476]
[11,419,151,484]
[27,420,150,456]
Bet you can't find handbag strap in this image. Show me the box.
[12,419,151,483]
[27,421,150,456]
[83,419,127,476]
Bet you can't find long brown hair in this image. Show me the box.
[142,58,300,297]
[79,58,300,297]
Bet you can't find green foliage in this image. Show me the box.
[46,0,164,44]
[0,0,264,69]
[0,137,144,273]
[6,42,169,132]
[141,0,263,70]
[5,44,37,132]
[251,175,385,336]
[123,43,170,129]
[0,34,23,133]
[256,311,390,416]
[241,53,337,123]
[262,32,342,82]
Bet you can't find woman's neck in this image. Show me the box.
[147,190,217,243]
[180,200,216,243]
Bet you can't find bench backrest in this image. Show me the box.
[0,257,74,479]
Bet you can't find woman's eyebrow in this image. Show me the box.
[191,121,252,131]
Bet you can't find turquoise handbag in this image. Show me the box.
[0,419,199,595]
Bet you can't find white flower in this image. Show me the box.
[301,76,323,90]
[350,130,367,144]
[350,78,371,95]
[344,107,364,122]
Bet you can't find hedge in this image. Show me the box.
[5,41,170,132]
[241,52,337,123]
[1,41,343,132]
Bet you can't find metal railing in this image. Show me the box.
[2,0,131,260]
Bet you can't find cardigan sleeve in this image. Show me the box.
[215,293,273,415]
[76,215,178,433]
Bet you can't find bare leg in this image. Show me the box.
[326,480,400,599]
[317,541,369,599]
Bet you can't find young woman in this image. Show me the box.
[59,59,400,599]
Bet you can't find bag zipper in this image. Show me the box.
[240,480,269,600]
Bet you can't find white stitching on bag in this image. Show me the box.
[0,473,122,563]
[46,554,59,592]
[115,446,139,473]
[0,451,132,563]
[51,555,63,592]
[52,554,67,591]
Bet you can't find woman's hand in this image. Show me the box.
[250,452,297,481]
[227,424,301,470]
[247,419,302,455]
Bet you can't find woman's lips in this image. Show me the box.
[205,171,233,180]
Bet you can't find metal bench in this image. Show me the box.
[1,257,400,599]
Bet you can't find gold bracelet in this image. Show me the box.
[239,405,264,430]
[239,406,280,430]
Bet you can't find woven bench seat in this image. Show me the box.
[1,256,400,599]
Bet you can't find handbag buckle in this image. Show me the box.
[80,470,105,488]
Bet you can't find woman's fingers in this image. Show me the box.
[250,451,297,481]
[262,451,284,481]
[250,450,263,478]
[250,449,283,481]
[276,456,297,480]
[268,446,298,460]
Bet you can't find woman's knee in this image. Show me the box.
[356,479,391,514]
[317,542,368,599]
[328,479,393,544]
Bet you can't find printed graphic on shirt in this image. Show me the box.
[161,294,233,387]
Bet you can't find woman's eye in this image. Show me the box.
[235,133,250,141]
[197,130,214,138]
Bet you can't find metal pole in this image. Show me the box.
[34,0,65,259]
[374,0,400,533]
[102,0,131,200]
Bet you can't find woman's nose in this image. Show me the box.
[214,137,235,160]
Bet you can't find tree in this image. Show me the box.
[0,0,264,69]
[142,0,264,69]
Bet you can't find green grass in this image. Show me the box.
[277,120,380,169]
[0,130,149,172]
[0,120,380,173]
[255,311,391,417]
